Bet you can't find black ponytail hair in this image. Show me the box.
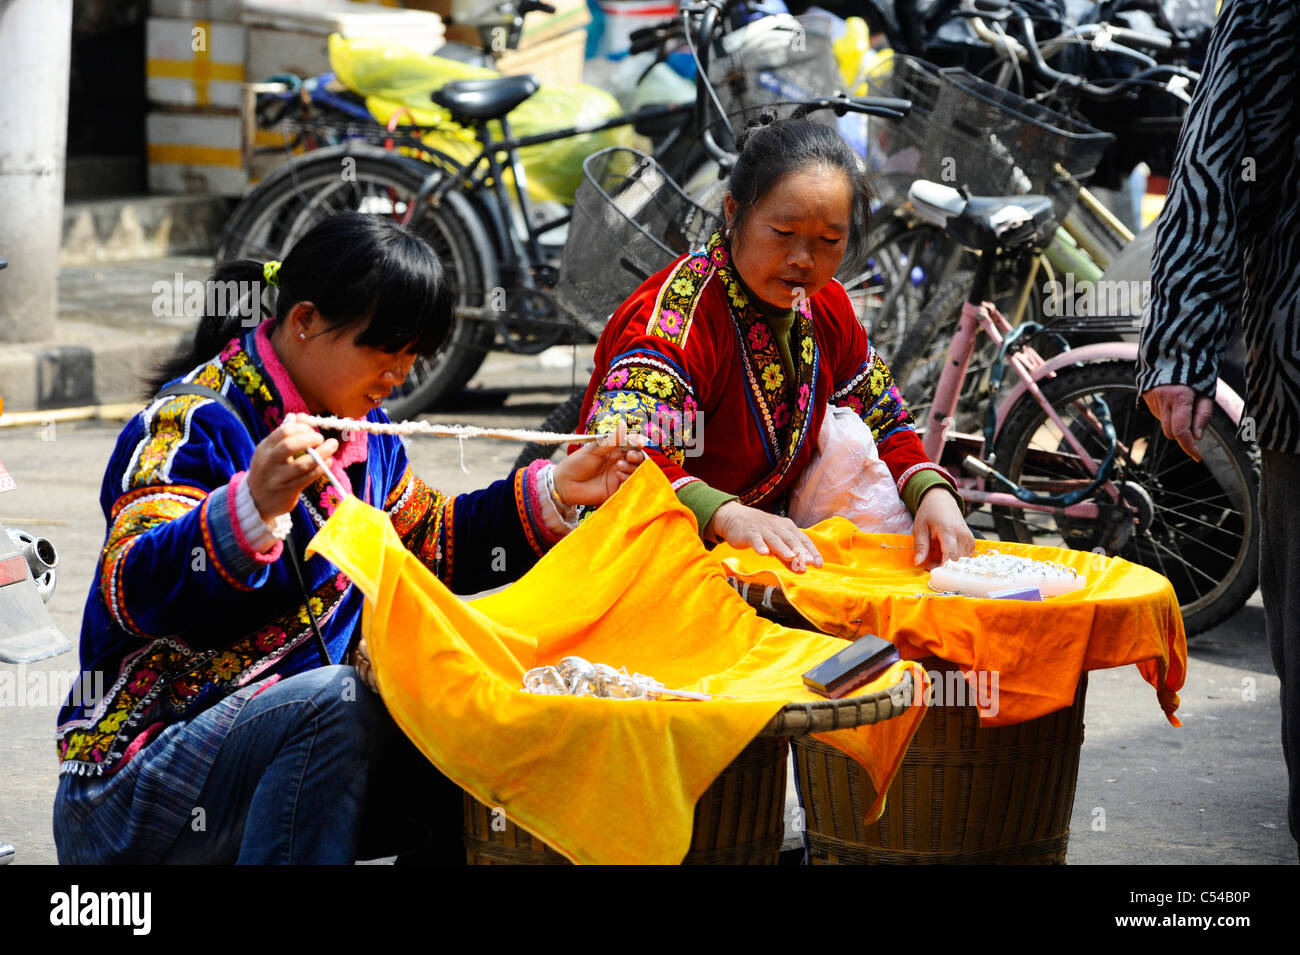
[146,211,455,395]
[727,109,875,272]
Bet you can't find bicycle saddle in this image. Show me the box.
[908,180,1055,252]
[432,75,541,122]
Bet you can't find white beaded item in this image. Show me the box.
[288,412,599,445]
[928,550,1087,598]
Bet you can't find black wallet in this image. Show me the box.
[802,634,900,699]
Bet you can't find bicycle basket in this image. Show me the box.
[860,54,944,202]
[918,68,1114,225]
[708,15,843,124]
[554,147,723,337]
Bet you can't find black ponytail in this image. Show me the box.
[146,211,455,395]
[727,111,875,272]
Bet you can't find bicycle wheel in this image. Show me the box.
[838,215,962,367]
[992,360,1260,637]
[511,391,585,472]
[218,145,498,418]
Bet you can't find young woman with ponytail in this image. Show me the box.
[53,211,643,864]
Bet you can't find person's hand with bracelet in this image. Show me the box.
[550,416,647,507]
[241,418,339,549]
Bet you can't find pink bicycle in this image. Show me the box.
[898,179,1259,637]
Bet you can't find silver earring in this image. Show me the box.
[298,333,306,341]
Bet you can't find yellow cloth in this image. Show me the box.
[714,519,1187,728]
[307,464,926,865]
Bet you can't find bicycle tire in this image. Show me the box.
[217,145,498,418]
[991,360,1260,637]
[511,391,585,472]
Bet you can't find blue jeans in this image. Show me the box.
[55,665,463,864]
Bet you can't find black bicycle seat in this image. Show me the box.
[909,180,1056,252]
[432,75,540,122]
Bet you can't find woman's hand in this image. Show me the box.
[246,419,339,520]
[551,417,647,507]
[707,501,824,573]
[912,488,975,567]
[1142,383,1213,462]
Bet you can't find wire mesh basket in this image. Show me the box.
[918,68,1114,225]
[707,15,843,120]
[554,147,723,336]
[861,55,945,202]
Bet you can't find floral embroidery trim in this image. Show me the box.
[101,487,207,637]
[646,249,717,349]
[703,230,820,506]
[122,362,229,492]
[58,573,351,774]
[384,468,450,579]
[513,466,544,558]
[832,342,915,446]
[442,493,456,579]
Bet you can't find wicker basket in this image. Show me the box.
[794,658,1087,865]
[462,671,916,865]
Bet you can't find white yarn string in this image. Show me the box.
[288,412,600,445]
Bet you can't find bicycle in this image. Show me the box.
[846,0,1205,375]
[219,0,811,419]
[902,175,1258,637]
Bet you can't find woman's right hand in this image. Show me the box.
[707,501,824,573]
[246,419,339,520]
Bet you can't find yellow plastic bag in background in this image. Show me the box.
[329,34,640,204]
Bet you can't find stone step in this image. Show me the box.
[60,193,233,267]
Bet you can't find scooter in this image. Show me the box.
[0,255,72,864]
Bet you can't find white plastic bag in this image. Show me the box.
[788,404,914,534]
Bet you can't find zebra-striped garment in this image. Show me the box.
[1137,0,1300,453]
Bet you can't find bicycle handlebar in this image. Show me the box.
[959,0,1197,101]
[628,17,683,55]
[1014,11,1196,102]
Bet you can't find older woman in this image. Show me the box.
[579,114,973,570]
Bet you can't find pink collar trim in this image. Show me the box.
[254,322,369,481]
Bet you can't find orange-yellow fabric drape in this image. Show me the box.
[714,518,1186,728]
[307,464,926,865]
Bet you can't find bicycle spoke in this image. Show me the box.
[1151,515,1246,562]
[1148,490,1247,521]
[1142,535,1223,590]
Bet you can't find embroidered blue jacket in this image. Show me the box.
[56,324,558,776]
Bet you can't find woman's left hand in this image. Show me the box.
[912,488,976,567]
[551,417,647,507]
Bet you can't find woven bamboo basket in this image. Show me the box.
[462,671,916,865]
[793,658,1087,865]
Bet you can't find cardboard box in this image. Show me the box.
[146,16,248,108]
[406,0,589,51]
[494,27,587,86]
[242,1,445,83]
[147,109,248,195]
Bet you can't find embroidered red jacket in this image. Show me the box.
[579,232,950,513]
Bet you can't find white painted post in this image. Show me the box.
[0,0,74,343]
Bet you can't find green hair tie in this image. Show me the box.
[263,260,282,288]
